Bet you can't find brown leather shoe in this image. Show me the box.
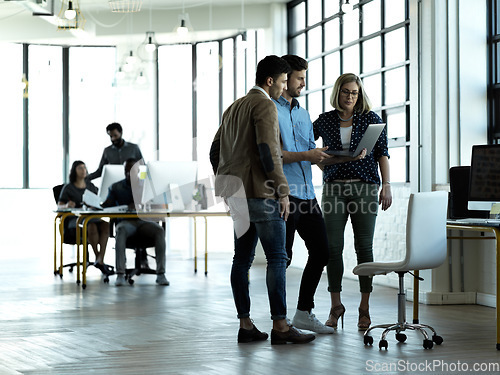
[271,325,315,345]
[238,325,269,343]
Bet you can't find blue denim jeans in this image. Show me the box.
[228,197,288,321]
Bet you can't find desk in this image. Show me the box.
[444,221,500,350]
[73,210,230,289]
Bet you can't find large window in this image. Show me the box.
[158,44,193,162]
[0,44,117,189]
[4,32,259,190]
[488,0,500,143]
[288,0,410,183]
[195,41,220,180]
[158,33,256,184]
[69,47,116,176]
[28,45,64,188]
[0,43,23,188]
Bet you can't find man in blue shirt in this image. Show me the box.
[272,55,333,334]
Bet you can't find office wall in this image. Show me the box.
[422,0,493,306]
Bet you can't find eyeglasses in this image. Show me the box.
[340,89,359,97]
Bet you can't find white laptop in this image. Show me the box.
[326,123,386,157]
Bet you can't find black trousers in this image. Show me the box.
[286,196,329,312]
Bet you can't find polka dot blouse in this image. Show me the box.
[313,110,390,185]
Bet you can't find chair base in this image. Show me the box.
[363,321,443,350]
[58,261,115,283]
[124,248,157,285]
[362,271,444,350]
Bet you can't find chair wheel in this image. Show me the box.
[128,279,134,285]
[103,276,109,283]
[432,335,443,345]
[395,333,407,343]
[364,335,374,345]
[423,339,433,349]
[69,267,74,273]
[379,339,388,350]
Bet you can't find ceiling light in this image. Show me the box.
[176,2,191,37]
[144,31,157,53]
[57,0,85,30]
[116,67,126,80]
[109,0,143,13]
[126,50,138,65]
[342,0,353,13]
[240,31,248,50]
[136,71,147,85]
[177,18,188,36]
[65,1,76,20]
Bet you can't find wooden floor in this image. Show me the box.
[1,252,499,375]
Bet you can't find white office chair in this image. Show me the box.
[353,191,448,350]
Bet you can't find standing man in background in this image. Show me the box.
[88,122,143,181]
[210,55,315,345]
[272,54,334,334]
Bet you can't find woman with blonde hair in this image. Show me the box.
[313,73,392,330]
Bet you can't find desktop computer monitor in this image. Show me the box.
[141,161,198,211]
[98,164,126,203]
[467,144,500,212]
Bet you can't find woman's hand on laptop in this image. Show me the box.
[353,148,367,160]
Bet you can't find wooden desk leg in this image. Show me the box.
[75,216,84,285]
[413,270,419,324]
[194,217,197,274]
[54,215,59,275]
[82,218,89,289]
[59,219,65,277]
[204,216,208,276]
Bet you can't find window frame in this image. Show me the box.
[287,0,410,183]
[488,0,500,143]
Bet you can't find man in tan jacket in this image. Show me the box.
[210,55,315,345]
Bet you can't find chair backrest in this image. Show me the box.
[403,191,448,271]
[53,184,64,203]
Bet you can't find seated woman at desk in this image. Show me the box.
[57,160,111,275]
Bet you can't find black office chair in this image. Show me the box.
[110,219,162,285]
[448,166,489,219]
[124,234,157,285]
[53,184,114,282]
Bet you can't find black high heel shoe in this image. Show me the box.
[325,304,346,329]
[94,262,113,276]
[358,307,371,331]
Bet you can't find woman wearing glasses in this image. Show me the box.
[313,73,392,331]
